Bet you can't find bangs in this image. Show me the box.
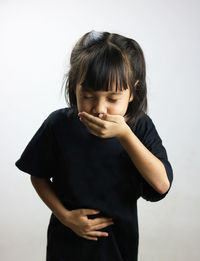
[80,44,131,92]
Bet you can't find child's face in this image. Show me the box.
[75,84,133,121]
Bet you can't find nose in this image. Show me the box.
[92,99,107,117]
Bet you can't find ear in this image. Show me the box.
[128,80,139,102]
[129,92,133,102]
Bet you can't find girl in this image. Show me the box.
[15,30,173,261]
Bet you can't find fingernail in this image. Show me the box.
[99,113,104,118]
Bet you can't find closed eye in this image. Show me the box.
[108,98,117,103]
[82,95,118,103]
[83,96,93,99]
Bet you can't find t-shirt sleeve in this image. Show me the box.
[134,114,173,202]
[15,114,57,179]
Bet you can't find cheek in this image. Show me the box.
[109,104,128,116]
[114,99,129,110]
[77,97,91,110]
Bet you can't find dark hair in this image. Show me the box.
[61,30,148,127]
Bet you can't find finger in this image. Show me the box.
[91,221,114,230]
[79,112,105,127]
[82,235,98,241]
[80,117,102,135]
[103,113,124,123]
[90,217,113,225]
[81,209,101,216]
[87,230,109,237]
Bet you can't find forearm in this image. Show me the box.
[30,176,71,223]
[118,127,170,194]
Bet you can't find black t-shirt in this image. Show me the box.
[15,107,173,261]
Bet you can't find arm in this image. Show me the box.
[77,111,171,196]
[117,127,170,195]
[30,176,114,241]
[30,176,71,225]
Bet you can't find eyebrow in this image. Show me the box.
[82,89,124,95]
[107,92,123,95]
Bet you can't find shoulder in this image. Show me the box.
[44,107,73,127]
[132,113,165,154]
[134,113,155,137]
[135,113,153,127]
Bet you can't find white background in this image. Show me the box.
[1,0,200,260]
